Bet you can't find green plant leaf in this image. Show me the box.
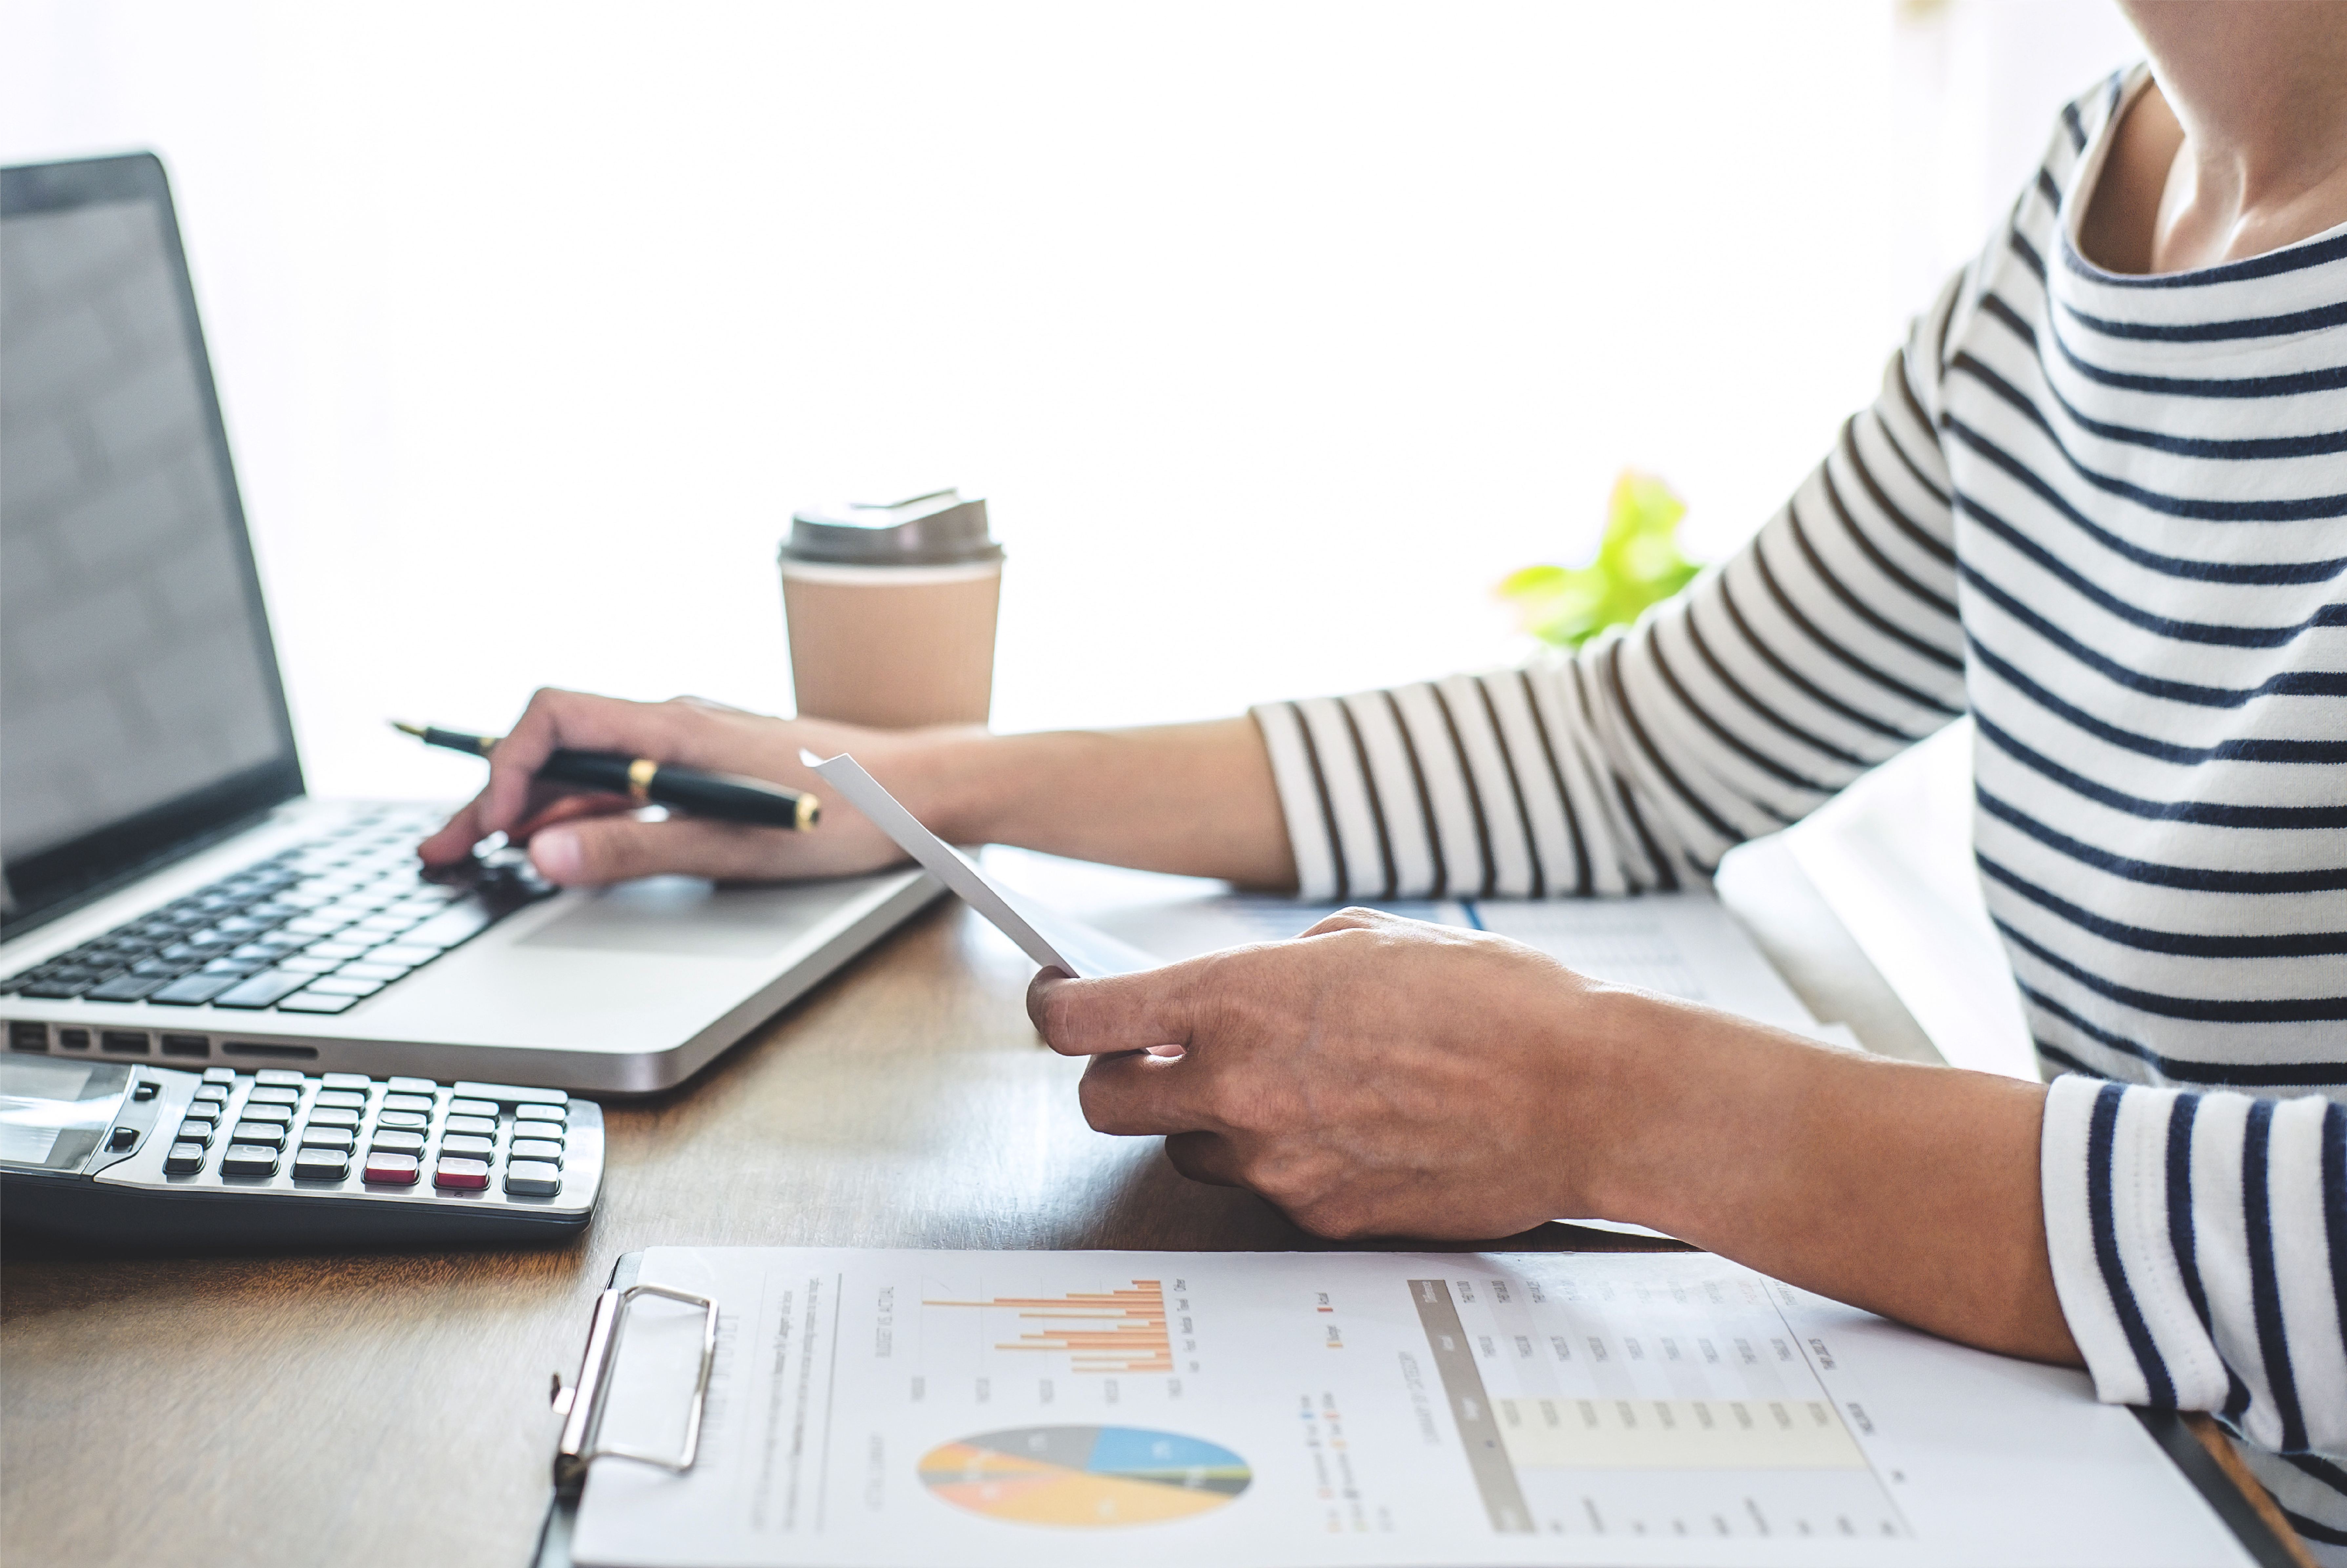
[1497,469,1701,649]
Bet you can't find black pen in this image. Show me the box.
[393,721,820,830]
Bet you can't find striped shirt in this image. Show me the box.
[1251,67,2347,1558]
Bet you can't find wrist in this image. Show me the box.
[891,726,1017,845]
[1534,981,1675,1224]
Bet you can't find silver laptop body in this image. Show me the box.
[0,152,938,1093]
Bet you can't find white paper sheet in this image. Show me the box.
[570,1246,2252,1568]
[1778,721,2039,1081]
[804,752,1160,977]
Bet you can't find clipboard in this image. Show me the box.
[527,1252,2307,1568]
[535,1251,685,1568]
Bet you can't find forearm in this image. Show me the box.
[915,717,1297,889]
[1583,995,2079,1365]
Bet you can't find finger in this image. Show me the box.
[507,792,640,843]
[418,787,495,865]
[476,688,730,842]
[1297,906,1393,939]
[1162,1131,1243,1187]
[526,813,812,886]
[1026,965,1203,1058]
[1076,1050,1223,1136]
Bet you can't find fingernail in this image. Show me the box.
[531,827,583,883]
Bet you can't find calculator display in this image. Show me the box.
[0,1057,127,1171]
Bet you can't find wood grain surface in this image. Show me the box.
[0,893,2302,1567]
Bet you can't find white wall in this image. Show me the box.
[1,0,2142,804]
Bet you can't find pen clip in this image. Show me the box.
[553,1283,719,1496]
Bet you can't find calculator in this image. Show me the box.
[0,1054,603,1247]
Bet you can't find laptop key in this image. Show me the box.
[150,971,245,1006]
[274,990,358,1014]
[305,975,384,998]
[85,974,174,1003]
[400,904,494,950]
[211,970,315,1009]
[18,977,99,999]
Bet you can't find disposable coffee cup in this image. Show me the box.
[780,489,1004,729]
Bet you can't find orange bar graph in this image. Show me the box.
[925,1281,1174,1374]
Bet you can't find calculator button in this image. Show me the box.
[177,1119,217,1145]
[503,1161,561,1197]
[163,1142,206,1175]
[255,1069,307,1086]
[376,1110,429,1131]
[313,1089,369,1109]
[447,1098,498,1118]
[108,1126,139,1152]
[432,1157,490,1191]
[444,1115,497,1138]
[306,1107,361,1128]
[220,1145,279,1177]
[387,1076,438,1094]
[132,1081,161,1102]
[509,1138,564,1165]
[192,1085,229,1106]
[246,1086,302,1107]
[202,1067,238,1085]
[292,1150,351,1181]
[299,1127,355,1151]
[369,1130,425,1154]
[439,1133,496,1159]
[230,1121,288,1147]
[363,1151,420,1185]
[238,1103,294,1125]
[515,1102,570,1124]
[320,1073,373,1090]
[380,1092,434,1114]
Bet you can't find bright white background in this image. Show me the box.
[2,0,2137,803]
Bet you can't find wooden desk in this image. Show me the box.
[0,877,2311,1568]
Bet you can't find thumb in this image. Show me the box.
[1027,963,1204,1058]
[527,814,793,886]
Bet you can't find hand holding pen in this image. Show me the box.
[395,721,819,830]
[410,691,929,889]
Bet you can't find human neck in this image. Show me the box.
[2093,1,2347,273]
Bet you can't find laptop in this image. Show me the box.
[0,152,940,1093]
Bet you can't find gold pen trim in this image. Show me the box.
[796,792,821,831]
[627,756,658,805]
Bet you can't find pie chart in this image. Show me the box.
[918,1425,1251,1527]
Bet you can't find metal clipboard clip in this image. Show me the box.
[552,1283,718,1497]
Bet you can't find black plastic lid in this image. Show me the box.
[782,489,1001,567]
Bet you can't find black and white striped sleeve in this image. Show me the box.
[1251,276,1974,900]
[2042,1079,2347,1505]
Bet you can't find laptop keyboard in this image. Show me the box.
[0,810,554,1017]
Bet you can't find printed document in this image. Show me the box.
[569,1247,2250,1568]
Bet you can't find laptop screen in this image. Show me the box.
[1,154,301,937]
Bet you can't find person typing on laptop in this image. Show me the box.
[422,2,2347,1552]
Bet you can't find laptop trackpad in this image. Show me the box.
[518,876,850,958]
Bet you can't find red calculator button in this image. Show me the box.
[433,1157,490,1191]
[363,1151,420,1185]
